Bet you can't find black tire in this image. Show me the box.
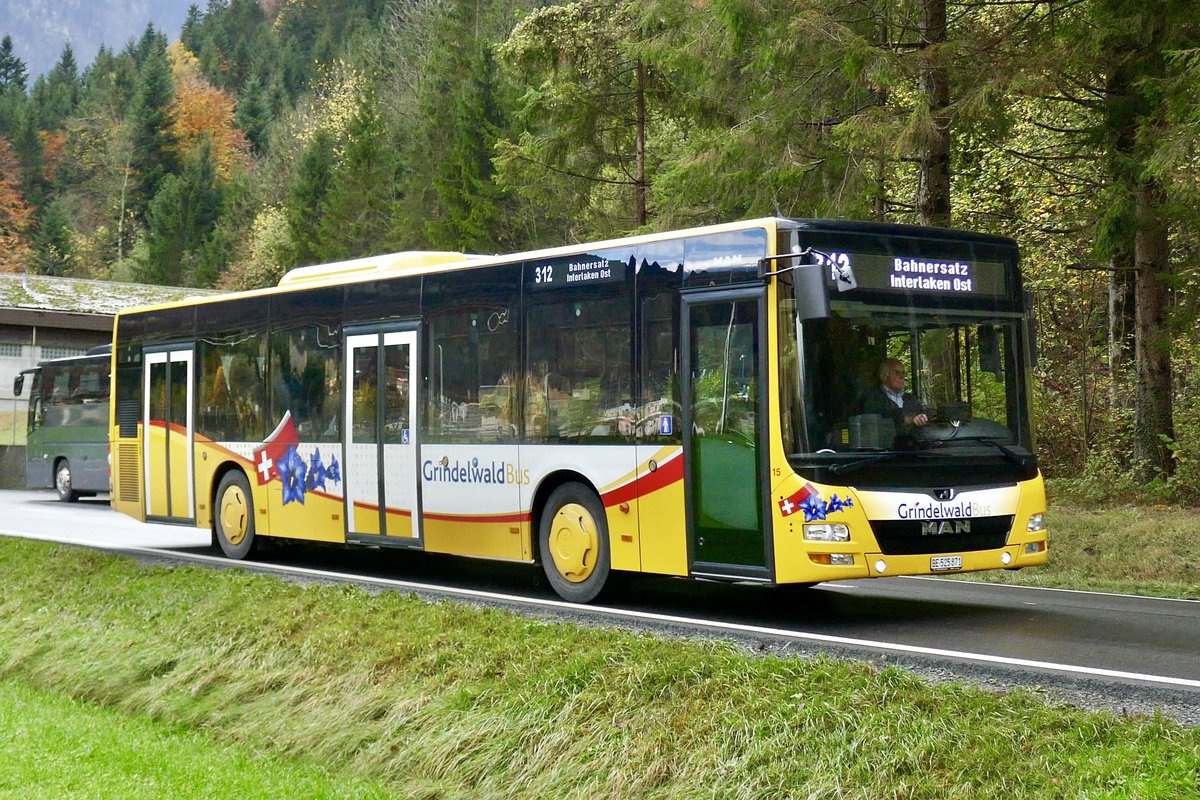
[538,482,611,603]
[55,460,79,503]
[214,470,257,559]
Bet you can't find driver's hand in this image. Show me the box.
[912,413,928,426]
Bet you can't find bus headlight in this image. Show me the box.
[1027,513,1046,532]
[803,523,850,542]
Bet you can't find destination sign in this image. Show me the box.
[815,251,1007,298]
[528,253,628,289]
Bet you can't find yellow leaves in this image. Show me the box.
[166,41,202,85]
[166,43,251,180]
[292,59,365,155]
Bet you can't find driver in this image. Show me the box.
[864,358,928,427]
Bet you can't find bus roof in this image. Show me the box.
[114,216,1018,318]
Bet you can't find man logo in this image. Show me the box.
[921,520,970,536]
[933,488,955,501]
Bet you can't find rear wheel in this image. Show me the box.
[55,460,78,503]
[538,482,611,603]
[214,471,257,559]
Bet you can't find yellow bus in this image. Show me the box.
[109,218,1047,602]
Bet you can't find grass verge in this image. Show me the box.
[0,538,1197,798]
[0,678,393,798]
[954,503,1200,599]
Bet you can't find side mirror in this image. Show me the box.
[13,374,23,396]
[794,263,830,321]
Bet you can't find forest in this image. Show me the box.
[1,0,1199,500]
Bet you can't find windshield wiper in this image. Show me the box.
[923,434,1027,467]
[829,450,909,475]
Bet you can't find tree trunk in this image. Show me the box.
[916,0,950,227]
[1132,179,1174,478]
[1107,245,1135,412]
[635,57,647,226]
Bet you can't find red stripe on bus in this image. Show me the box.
[602,452,685,506]
[356,503,416,518]
[423,511,532,524]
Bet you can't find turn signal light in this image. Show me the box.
[809,553,854,566]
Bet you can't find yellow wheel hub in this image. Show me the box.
[548,502,598,583]
[219,484,249,546]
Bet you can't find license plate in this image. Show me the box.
[930,555,963,572]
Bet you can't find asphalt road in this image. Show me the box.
[2,489,1197,723]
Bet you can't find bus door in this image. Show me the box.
[681,289,770,578]
[143,348,195,522]
[345,328,421,541]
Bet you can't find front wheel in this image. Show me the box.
[538,482,611,603]
[55,460,78,503]
[214,470,257,559]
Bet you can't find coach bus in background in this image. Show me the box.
[107,218,1047,602]
[14,345,111,502]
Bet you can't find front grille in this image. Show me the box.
[868,515,1013,555]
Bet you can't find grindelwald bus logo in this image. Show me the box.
[423,455,530,485]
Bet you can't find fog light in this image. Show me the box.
[1000,551,1013,566]
[1027,513,1046,532]
[803,523,850,542]
[1023,541,1046,555]
[874,559,887,573]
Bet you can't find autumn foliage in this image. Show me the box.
[0,135,33,273]
[167,42,250,178]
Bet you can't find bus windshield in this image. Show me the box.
[794,305,1033,464]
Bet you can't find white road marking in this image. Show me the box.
[906,575,1200,604]
[5,529,1198,692]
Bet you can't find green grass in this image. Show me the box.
[0,679,393,799]
[0,538,1197,799]
[954,502,1200,599]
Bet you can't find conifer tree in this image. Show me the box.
[420,1,508,251]
[126,30,179,218]
[32,44,83,132]
[140,138,223,285]
[0,38,27,140]
[315,92,396,261]
[32,197,74,276]
[0,35,27,93]
[284,127,336,268]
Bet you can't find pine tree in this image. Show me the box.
[0,36,28,140]
[0,35,27,93]
[32,44,83,132]
[421,4,508,251]
[32,196,74,276]
[126,32,179,218]
[284,128,336,267]
[234,72,271,155]
[140,137,223,285]
[315,92,396,261]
